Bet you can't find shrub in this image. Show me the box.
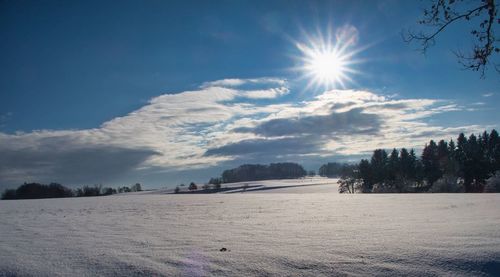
[429,175,464,193]
[131,183,142,192]
[101,187,116,196]
[337,177,360,193]
[188,182,197,191]
[1,189,17,200]
[485,171,500,192]
[76,185,102,197]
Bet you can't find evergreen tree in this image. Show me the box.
[488,130,500,172]
[409,149,418,181]
[358,159,372,192]
[370,149,388,185]
[387,148,400,182]
[344,129,500,193]
[421,140,441,185]
[437,140,449,173]
[400,148,416,179]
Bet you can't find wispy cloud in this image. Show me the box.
[0,78,486,187]
[482,93,494,97]
[201,77,286,88]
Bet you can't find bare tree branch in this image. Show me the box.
[403,0,499,77]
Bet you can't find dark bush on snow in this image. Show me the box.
[1,182,73,200]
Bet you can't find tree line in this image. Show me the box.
[217,163,307,183]
[333,129,500,193]
[1,182,142,200]
[318,162,357,178]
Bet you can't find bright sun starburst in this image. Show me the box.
[295,26,363,90]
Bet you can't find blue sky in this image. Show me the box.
[0,0,499,188]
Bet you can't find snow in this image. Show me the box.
[1,179,500,276]
[147,177,339,194]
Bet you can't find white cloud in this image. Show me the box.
[239,87,290,99]
[482,93,494,97]
[201,77,286,88]
[0,78,488,187]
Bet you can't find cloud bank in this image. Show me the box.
[0,77,485,187]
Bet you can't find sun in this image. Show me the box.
[308,50,347,84]
[294,26,362,90]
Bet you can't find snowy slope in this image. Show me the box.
[1,187,500,276]
[146,177,339,194]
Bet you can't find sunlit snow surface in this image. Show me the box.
[1,178,500,276]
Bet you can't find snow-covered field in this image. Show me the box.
[1,179,500,276]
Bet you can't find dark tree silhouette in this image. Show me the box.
[489,130,500,171]
[208,177,222,186]
[422,140,442,185]
[131,183,142,192]
[2,182,123,200]
[387,148,400,182]
[75,185,102,197]
[188,182,198,191]
[403,0,499,76]
[333,129,500,193]
[358,159,373,192]
[118,186,131,193]
[101,187,116,195]
[319,162,357,178]
[1,182,73,200]
[399,148,417,179]
[370,149,389,185]
[220,163,306,183]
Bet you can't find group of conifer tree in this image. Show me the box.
[336,130,500,193]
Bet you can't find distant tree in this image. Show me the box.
[221,163,306,183]
[118,186,131,193]
[403,0,499,76]
[387,148,400,181]
[399,148,414,179]
[489,130,500,171]
[1,189,17,200]
[308,170,316,177]
[422,140,442,185]
[455,133,490,191]
[370,149,389,185]
[342,129,499,193]
[101,187,116,196]
[318,162,354,177]
[358,159,373,192]
[2,182,73,200]
[337,176,360,193]
[409,149,420,181]
[76,185,102,197]
[485,171,500,192]
[188,182,197,191]
[430,174,464,193]
[131,183,142,192]
[208,177,222,185]
[174,186,180,193]
[202,184,210,190]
